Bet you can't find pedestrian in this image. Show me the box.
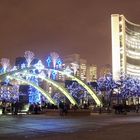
[14,100,19,115]
[63,103,68,116]
[59,101,64,116]
[136,104,139,113]
[11,101,15,115]
[2,100,6,115]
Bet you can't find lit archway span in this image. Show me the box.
[44,68,103,106]
[7,75,56,105]
[0,67,35,82]
[16,72,77,105]
[0,67,102,106]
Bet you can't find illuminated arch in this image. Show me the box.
[0,67,102,106]
[52,69,103,106]
[0,67,32,82]
[15,72,77,105]
[7,75,56,105]
[20,69,102,106]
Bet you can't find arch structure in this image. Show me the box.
[6,75,56,105]
[14,72,78,105]
[43,68,103,106]
[0,67,103,106]
[111,14,140,80]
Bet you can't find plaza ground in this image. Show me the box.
[37,123,140,140]
[0,113,140,140]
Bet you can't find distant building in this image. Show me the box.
[86,65,97,82]
[64,54,80,77]
[64,54,87,81]
[15,57,26,68]
[79,59,87,81]
[64,54,80,63]
[99,64,111,77]
[111,14,140,80]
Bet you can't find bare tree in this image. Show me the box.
[47,69,52,78]
[0,58,10,72]
[24,51,34,67]
[50,52,59,68]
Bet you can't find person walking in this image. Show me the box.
[2,100,6,115]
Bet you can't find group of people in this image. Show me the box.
[1,100,19,115]
[112,104,139,114]
[0,100,78,116]
[28,103,41,114]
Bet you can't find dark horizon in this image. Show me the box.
[0,0,140,69]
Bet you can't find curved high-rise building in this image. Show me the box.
[111,14,140,80]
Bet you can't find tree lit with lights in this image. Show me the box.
[0,58,10,73]
[24,51,34,67]
[66,81,88,104]
[50,52,60,69]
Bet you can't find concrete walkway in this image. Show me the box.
[0,113,140,140]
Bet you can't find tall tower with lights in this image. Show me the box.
[111,14,140,80]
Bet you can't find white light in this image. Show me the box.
[119,21,123,25]
[111,14,121,80]
[34,60,44,70]
[119,32,123,36]
[6,75,11,79]
[0,109,2,115]
[126,50,140,59]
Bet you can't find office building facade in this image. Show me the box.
[111,14,140,80]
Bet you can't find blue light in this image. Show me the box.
[52,70,57,80]
[5,78,10,84]
[46,56,52,68]
[56,58,62,69]
[21,63,26,69]
[29,87,41,104]
[0,67,4,74]
[28,70,41,104]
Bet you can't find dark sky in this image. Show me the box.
[0,0,140,68]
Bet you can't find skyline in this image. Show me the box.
[0,0,140,69]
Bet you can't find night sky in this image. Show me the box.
[0,0,140,69]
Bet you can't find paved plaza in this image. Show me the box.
[0,113,140,140]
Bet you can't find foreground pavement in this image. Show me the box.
[0,113,140,140]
